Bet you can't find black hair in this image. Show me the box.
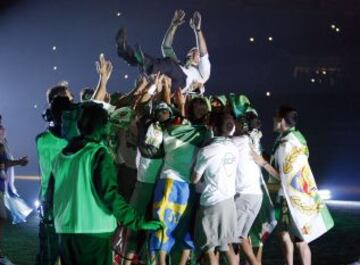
[49,97,72,125]
[210,112,235,137]
[46,85,69,104]
[277,105,298,127]
[188,97,210,125]
[80,87,94,102]
[236,112,261,135]
[77,102,109,136]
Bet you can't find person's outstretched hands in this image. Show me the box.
[172,9,186,26]
[189,11,201,31]
[96,53,113,81]
[140,220,165,231]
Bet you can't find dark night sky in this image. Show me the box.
[0,0,359,199]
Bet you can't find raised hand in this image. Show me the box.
[189,11,202,31]
[96,53,113,81]
[133,75,149,96]
[174,88,186,106]
[171,9,186,27]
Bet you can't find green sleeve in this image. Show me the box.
[92,148,146,231]
[162,46,178,62]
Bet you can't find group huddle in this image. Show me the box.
[3,9,335,265]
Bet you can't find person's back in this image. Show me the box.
[161,122,210,183]
[192,113,239,265]
[47,102,163,265]
[36,130,67,200]
[52,141,116,234]
[197,137,238,207]
[232,135,262,196]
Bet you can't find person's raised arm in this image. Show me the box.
[174,88,186,117]
[161,75,172,106]
[190,11,208,57]
[91,53,113,101]
[161,9,185,60]
[113,76,149,108]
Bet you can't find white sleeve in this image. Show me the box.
[193,149,208,176]
[198,54,211,83]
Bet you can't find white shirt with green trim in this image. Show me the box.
[194,137,239,207]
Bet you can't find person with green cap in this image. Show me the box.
[45,102,163,265]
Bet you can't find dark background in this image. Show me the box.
[1,0,359,200]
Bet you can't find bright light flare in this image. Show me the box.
[34,200,40,208]
[318,189,332,200]
[326,200,360,208]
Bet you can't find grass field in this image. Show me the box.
[3,203,360,265]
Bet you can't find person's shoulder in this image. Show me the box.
[232,135,249,146]
[200,53,209,60]
[224,138,239,151]
[35,130,51,143]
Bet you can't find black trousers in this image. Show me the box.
[59,233,113,265]
[35,220,59,265]
[117,45,186,90]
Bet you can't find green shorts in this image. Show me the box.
[276,197,302,240]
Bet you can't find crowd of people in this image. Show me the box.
[0,9,334,265]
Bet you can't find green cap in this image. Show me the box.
[228,93,251,118]
[210,95,228,107]
[154,102,173,115]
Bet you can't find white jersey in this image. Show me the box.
[180,54,211,94]
[194,137,239,206]
[136,123,164,183]
[232,135,263,195]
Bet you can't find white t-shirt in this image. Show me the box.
[180,54,211,94]
[232,135,263,195]
[136,155,163,184]
[136,123,164,183]
[194,137,239,207]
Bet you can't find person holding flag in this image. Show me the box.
[251,105,334,265]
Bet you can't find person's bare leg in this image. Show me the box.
[295,241,311,265]
[124,252,135,265]
[178,249,191,265]
[254,245,263,265]
[240,238,260,265]
[224,244,240,265]
[159,250,168,265]
[205,250,219,265]
[278,232,294,265]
